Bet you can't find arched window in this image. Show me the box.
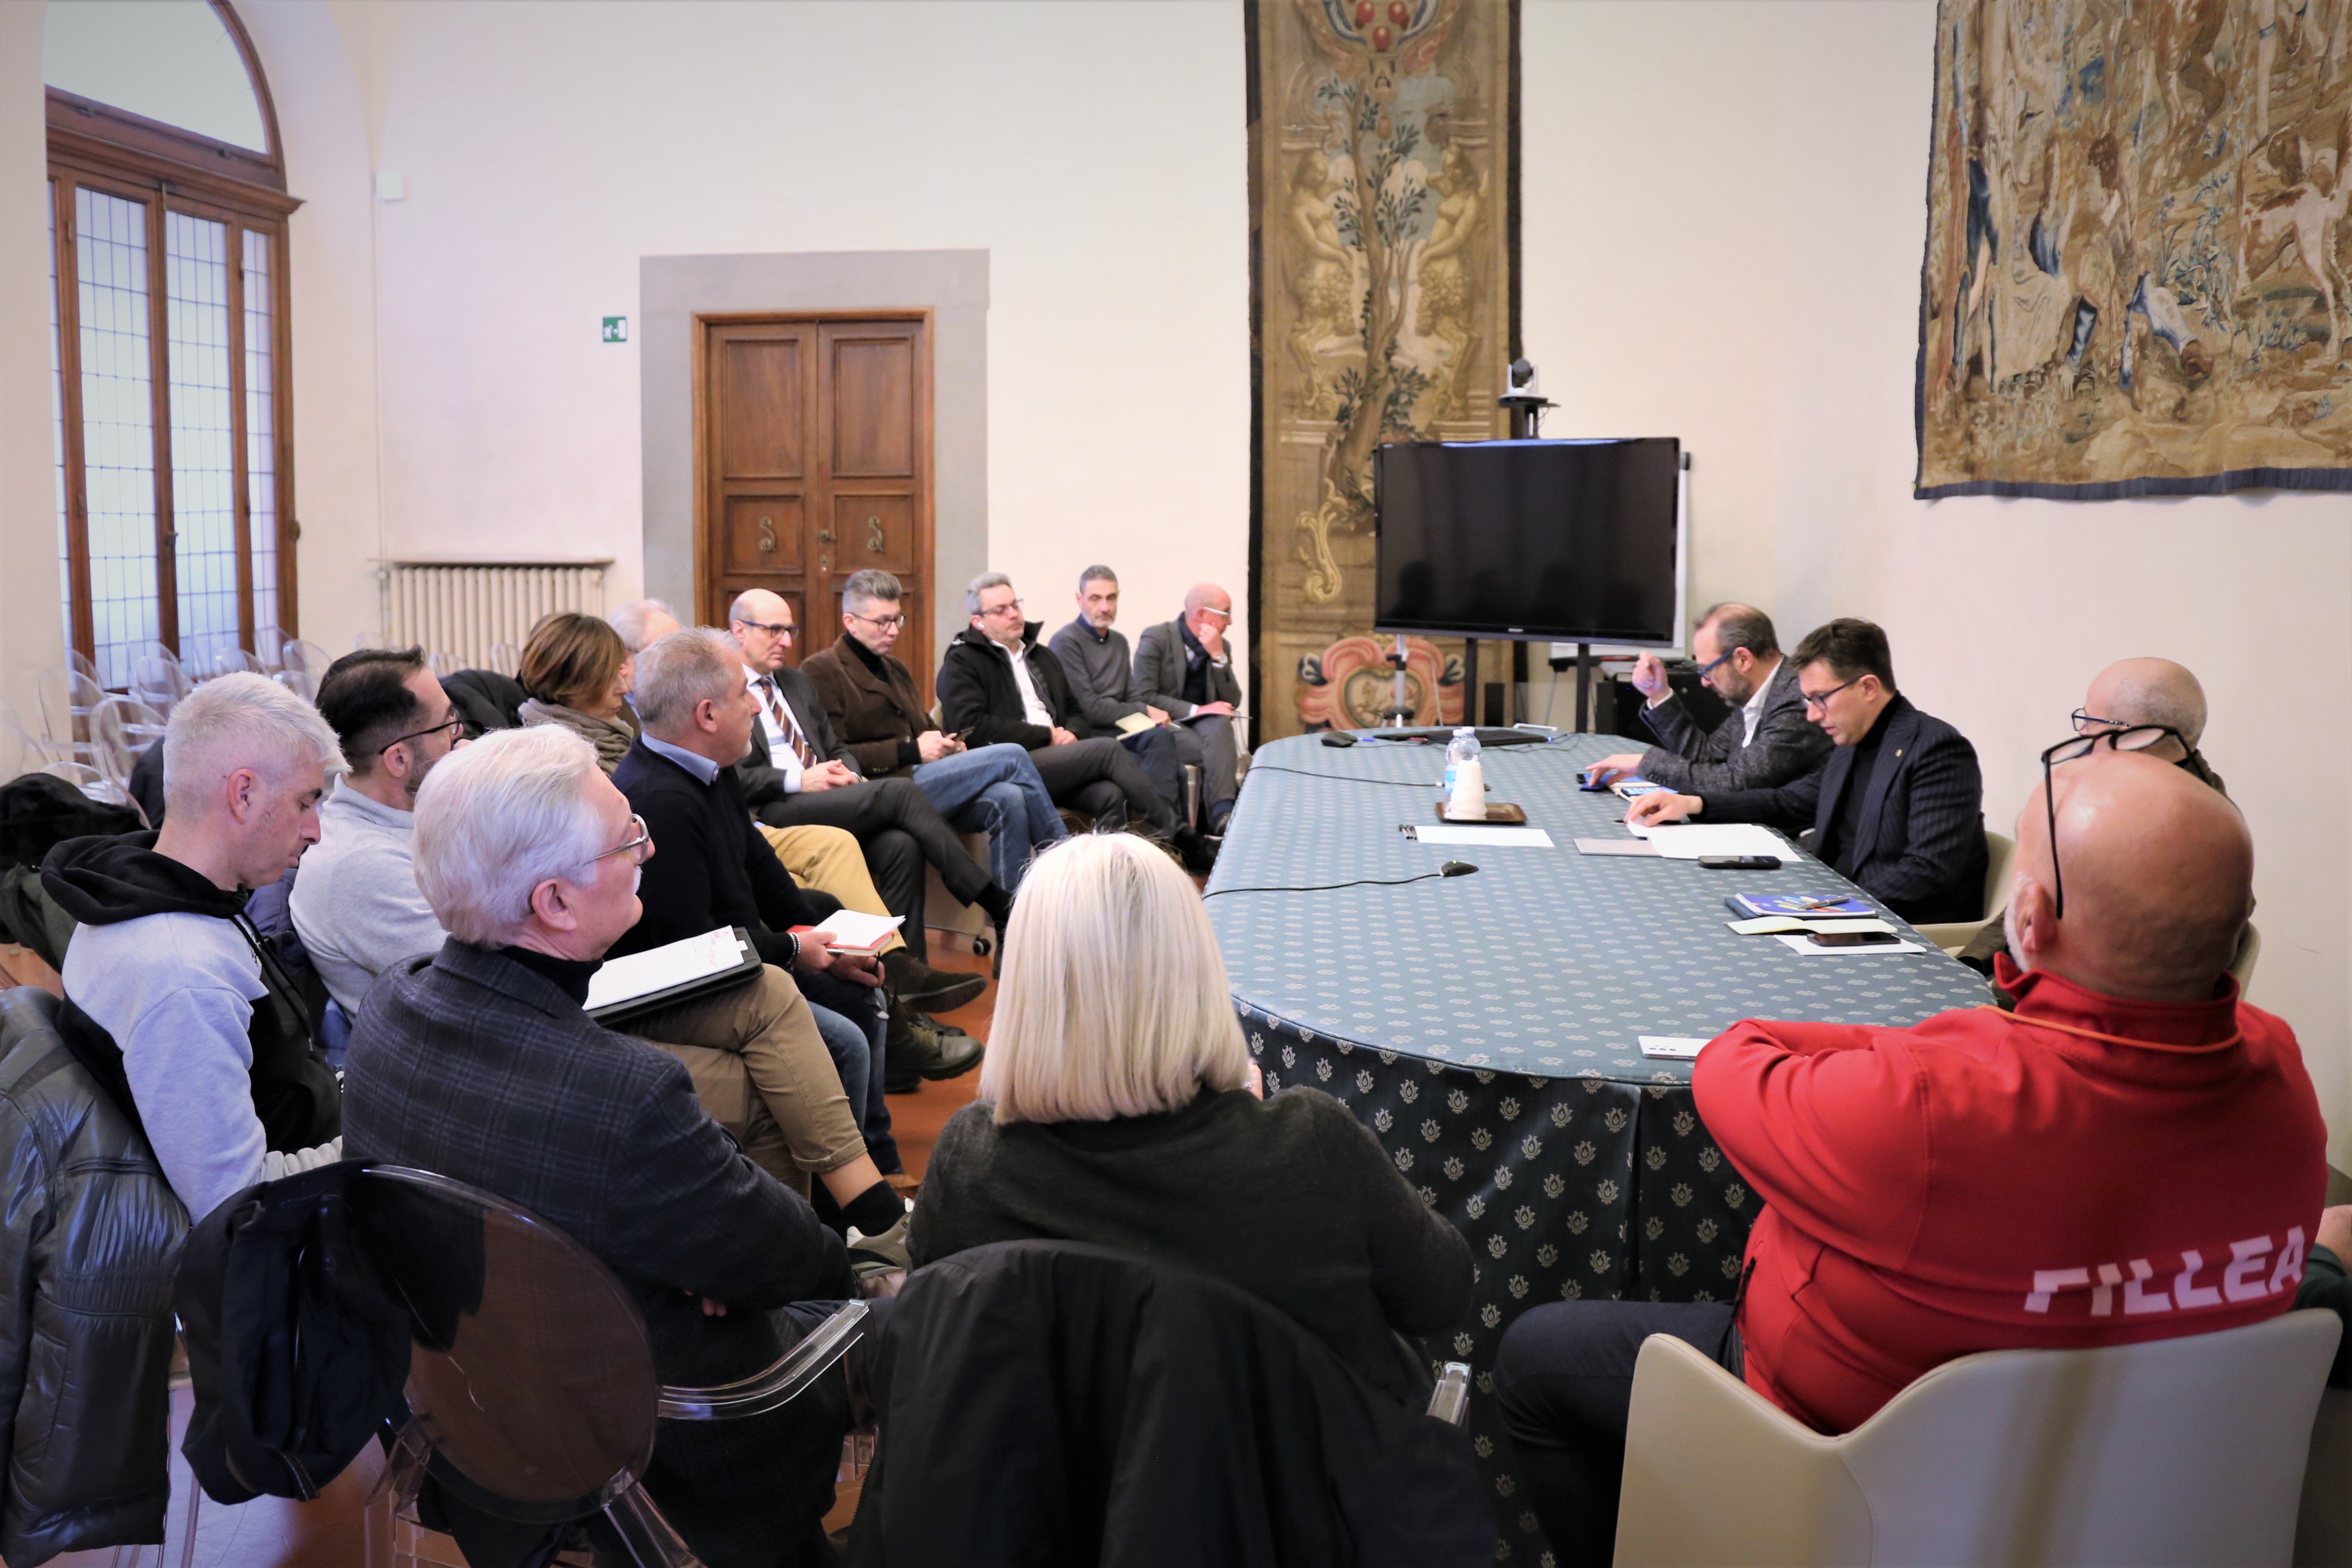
[44,0,299,688]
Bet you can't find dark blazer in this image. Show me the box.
[610,740,830,970]
[935,624,1086,752]
[342,940,851,1566]
[801,638,940,780]
[1637,656,1832,794]
[1698,694,1989,925]
[738,662,863,807]
[1133,618,1242,720]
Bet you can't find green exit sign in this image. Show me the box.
[601,316,628,343]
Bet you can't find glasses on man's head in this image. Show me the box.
[1196,605,1233,623]
[1800,674,1863,713]
[2037,725,2186,919]
[380,716,466,754]
[982,599,1025,619]
[2071,708,2126,734]
[740,620,794,639]
[847,609,906,630]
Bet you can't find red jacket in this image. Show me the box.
[1692,955,2328,1434]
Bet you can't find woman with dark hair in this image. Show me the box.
[516,611,639,772]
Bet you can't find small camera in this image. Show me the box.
[1503,358,1542,398]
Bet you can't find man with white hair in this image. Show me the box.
[343,725,870,1566]
[611,596,683,655]
[44,672,346,1221]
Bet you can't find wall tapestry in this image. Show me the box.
[1249,0,1517,736]
[1919,0,2352,498]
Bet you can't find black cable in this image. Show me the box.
[1241,764,1437,789]
[1203,863,1478,898]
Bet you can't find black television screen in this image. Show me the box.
[1372,437,1683,644]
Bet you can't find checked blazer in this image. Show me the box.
[341,940,851,1564]
[1696,693,1989,926]
[1636,656,1832,794]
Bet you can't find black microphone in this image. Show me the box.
[1440,861,1479,877]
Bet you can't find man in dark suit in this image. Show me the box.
[342,724,874,1568]
[938,572,1214,873]
[726,586,1002,1001]
[1627,619,1988,924]
[1583,602,1831,794]
[1128,580,1245,833]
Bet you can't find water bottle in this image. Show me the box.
[1443,727,1479,799]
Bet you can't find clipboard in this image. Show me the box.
[587,926,764,1025]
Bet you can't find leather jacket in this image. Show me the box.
[0,987,189,1566]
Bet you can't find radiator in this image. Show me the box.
[380,560,613,674]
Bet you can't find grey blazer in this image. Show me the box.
[1134,619,1242,720]
[1636,656,1831,794]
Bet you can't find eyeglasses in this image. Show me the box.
[981,599,1025,619]
[593,814,655,866]
[738,620,794,639]
[1195,606,1234,623]
[2070,708,2126,734]
[1692,647,1737,682]
[380,716,466,754]
[2037,726,2186,918]
[1800,675,1863,712]
[846,609,906,630]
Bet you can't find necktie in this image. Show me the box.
[759,678,815,768]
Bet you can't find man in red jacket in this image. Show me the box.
[1495,748,2328,1566]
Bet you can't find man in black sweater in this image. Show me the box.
[938,572,1213,873]
[615,630,978,1173]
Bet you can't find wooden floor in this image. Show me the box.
[28,931,996,1568]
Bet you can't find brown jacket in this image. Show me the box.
[800,637,938,779]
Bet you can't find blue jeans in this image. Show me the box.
[802,974,898,1175]
[911,742,1067,893]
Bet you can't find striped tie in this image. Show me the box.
[759,678,815,768]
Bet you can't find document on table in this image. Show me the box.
[1633,823,1796,860]
[586,927,753,1013]
[1727,916,1897,937]
[1771,933,1926,957]
[1637,1035,1710,1060]
[1405,824,1556,848]
[1576,838,1660,856]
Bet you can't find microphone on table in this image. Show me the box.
[1440,861,1479,877]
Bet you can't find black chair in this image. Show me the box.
[352,1165,865,1567]
[849,1240,1489,1568]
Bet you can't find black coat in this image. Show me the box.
[343,940,851,1568]
[849,1240,1490,1568]
[609,739,833,970]
[0,987,188,1567]
[935,623,1085,752]
[738,664,861,809]
[1698,694,1990,924]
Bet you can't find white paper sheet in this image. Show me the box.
[1771,933,1926,957]
[1409,825,1557,848]
[1637,1035,1710,1059]
[1634,823,1796,860]
[586,927,749,1011]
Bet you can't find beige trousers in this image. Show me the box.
[625,962,866,1197]
[757,822,907,956]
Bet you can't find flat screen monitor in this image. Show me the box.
[1372,437,1684,644]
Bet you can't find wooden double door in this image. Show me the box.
[698,314,934,700]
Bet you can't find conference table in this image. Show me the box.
[1206,731,1992,1559]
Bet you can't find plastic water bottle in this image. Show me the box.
[1443,727,1480,799]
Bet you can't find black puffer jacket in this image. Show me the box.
[0,987,189,1567]
[935,623,1086,752]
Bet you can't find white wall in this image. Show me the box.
[0,2,62,747]
[1522,0,2352,1165]
[337,0,1250,659]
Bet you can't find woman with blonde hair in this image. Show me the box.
[517,611,639,772]
[909,832,1472,1405]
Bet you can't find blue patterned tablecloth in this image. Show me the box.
[1209,731,1991,1563]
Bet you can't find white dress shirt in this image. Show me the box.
[744,663,806,793]
[1738,660,1779,745]
[1002,643,1055,729]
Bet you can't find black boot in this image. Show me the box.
[1171,825,1219,875]
[882,948,985,1013]
[887,1006,984,1082]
